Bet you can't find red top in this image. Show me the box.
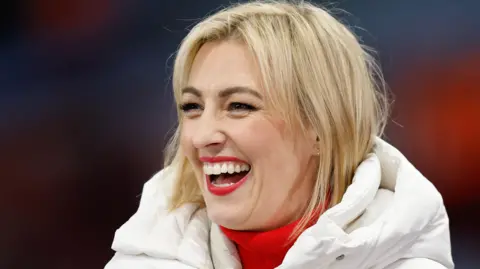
[220,209,324,269]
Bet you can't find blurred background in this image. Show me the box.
[1,0,478,268]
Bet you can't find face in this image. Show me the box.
[179,40,318,231]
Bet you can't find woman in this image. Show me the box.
[105,1,453,268]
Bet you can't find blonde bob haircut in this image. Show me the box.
[165,0,389,236]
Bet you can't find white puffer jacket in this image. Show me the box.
[105,138,454,269]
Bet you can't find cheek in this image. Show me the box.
[179,123,195,157]
[239,117,292,165]
[179,125,204,181]
[246,119,305,185]
[237,118,284,151]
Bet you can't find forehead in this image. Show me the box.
[187,40,263,94]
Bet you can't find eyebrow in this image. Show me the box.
[181,86,263,100]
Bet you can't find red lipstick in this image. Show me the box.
[200,156,250,196]
[199,156,248,163]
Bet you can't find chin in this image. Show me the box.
[205,200,248,229]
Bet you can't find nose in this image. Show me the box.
[192,114,227,151]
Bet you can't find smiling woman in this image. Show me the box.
[177,40,322,232]
[105,1,453,269]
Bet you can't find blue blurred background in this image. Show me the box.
[1,0,479,268]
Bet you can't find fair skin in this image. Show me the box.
[179,40,318,231]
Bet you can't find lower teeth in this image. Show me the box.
[212,181,235,187]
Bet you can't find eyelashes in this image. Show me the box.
[227,102,257,112]
[179,102,258,116]
[179,103,202,112]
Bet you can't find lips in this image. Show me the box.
[199,156,251,196]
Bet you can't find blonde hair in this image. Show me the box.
[165,0,389,238]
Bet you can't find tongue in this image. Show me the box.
[214,171,247,185]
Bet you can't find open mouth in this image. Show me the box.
[210,170,249,186]
[204,162,251,187]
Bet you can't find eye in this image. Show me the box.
[179,102,200,111]
[179,102,203,117]
[228,102,257,112]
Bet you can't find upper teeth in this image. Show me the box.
[203,162,250,175]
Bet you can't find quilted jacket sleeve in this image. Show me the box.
[103,168,212,269]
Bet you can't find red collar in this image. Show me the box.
[219,209,324,269]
